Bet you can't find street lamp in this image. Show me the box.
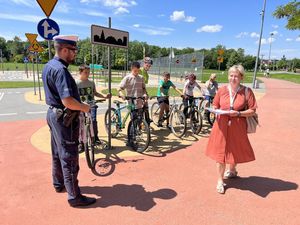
[268,32,274,70]
[252,0,267,89]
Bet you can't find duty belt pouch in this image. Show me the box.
[55,108,64,121]
[63,108,79,127]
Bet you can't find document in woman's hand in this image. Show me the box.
[205,108,231,115]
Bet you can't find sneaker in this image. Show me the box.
[224,170,238,179]
[94,137,102,145]
[78,143,84,153]
[68,194,96,207]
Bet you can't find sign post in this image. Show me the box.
[217,49,224,71]
[91,20,129,150]
[0,49,4,74]
[36,0,59,60]
[35,53,42,101]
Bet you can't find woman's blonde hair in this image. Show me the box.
[228,65,245,78]
[210,73,217,79]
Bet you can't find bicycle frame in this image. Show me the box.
[114,102,135,129]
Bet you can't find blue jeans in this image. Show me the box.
[46,108,81,200]
[90,105,98,139]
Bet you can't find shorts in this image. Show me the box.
[157,96,169,105]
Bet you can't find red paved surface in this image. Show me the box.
[1,78,300,225]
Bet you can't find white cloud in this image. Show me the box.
[56,1,70,13]
[296,37,300,42]
[170,11,196,23]
[158,14,165,18]
[256,37,276,45]
[196,24,222,33]
[250,32,259,38]
[235,32,248,38]
[272,24,279,29]
[0,12,89,27]
[11,0,33,7]
[114,7,129,14]
[132,25,174,36]
[83,11,107,17]
[286,38,293,42]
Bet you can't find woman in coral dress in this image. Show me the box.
[205,65,258,194]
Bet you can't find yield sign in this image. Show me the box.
[25,33,38,44]
[36,0,58,17]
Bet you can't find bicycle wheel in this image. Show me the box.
[190,108,203,135]
[127,118,150,152]
[104,108,120,138]
[207,111,216,126]
[169,109,186,138]
[84,127,95,169]
[150,102,160,125]
[179,103,184,111]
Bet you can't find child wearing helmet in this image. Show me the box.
[183,73,201,118]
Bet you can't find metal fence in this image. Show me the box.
[139,51,205,80]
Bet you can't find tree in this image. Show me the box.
[243,55,256,71]
[273,1,300,30]
[226,51,243,68]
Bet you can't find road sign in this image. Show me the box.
[37,18,60,40]
[25,33,38,44]
[91,24,129,49]
[29,40,44,52]
[217,56,223,63]
[24,57,29,63]
[218,49,224,55]
[36,0,58,17]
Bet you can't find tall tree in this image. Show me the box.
[273,1,300,30]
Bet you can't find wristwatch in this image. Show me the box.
[237,111,241,117]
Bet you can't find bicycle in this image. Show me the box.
[198,97,216,126]
[104,96,150,152]
[180,96,203,135]
[150,96,187,138]
[79,99,105,169]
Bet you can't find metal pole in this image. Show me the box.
[252,0,267,89]
[92,44,95,81]
[268,33,274,70]
[25,62,28,78]
[108,17,112,150]
[36,53,42,101]
[169,47,172,74]
[32,54,36,95]
[48,40,52,60]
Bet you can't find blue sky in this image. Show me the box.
[0,0,299,59]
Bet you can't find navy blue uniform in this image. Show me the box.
[42,56,81,200]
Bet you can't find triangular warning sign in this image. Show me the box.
[25,33,38,44]
[36,0,58,17]
[29,40,44,53]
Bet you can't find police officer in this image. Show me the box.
[42,35,96,207]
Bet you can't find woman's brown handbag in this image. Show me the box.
[245,87,259,133]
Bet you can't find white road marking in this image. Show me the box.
[0,92,4,101]
[26,111,47,114]
[0,112,18,116]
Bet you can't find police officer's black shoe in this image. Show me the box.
[55,186,65,193]
[68,194,96,207]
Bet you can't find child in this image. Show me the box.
[182,73,202,117]
[204,73,218,102]
[157,72,182,127]
[76,64,111,144]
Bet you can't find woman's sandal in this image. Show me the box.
[224,170,238,179]
[216,182,226,194]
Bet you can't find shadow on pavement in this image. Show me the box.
[226,176,298,198]
[81,184,177,211]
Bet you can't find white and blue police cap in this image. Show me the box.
[53,35,79,47]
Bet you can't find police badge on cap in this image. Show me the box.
[53,35,79,47]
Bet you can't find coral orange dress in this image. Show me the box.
[205,85,257,164]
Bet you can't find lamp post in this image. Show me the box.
[252,0,267,89]
[268,32,274,70]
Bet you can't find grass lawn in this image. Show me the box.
[102,87,183,97]
[256,73,300,84]
[0,81,43,89]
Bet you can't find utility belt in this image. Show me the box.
[49,106,80,127]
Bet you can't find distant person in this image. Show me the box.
[118,62,148,149]
[182,73,202,118]
[204,73,218,102]
[76,64,111,146]
[139,57,153,124]
[205,65,258,194]
[42,35,96,207]
[156,72,183,128]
